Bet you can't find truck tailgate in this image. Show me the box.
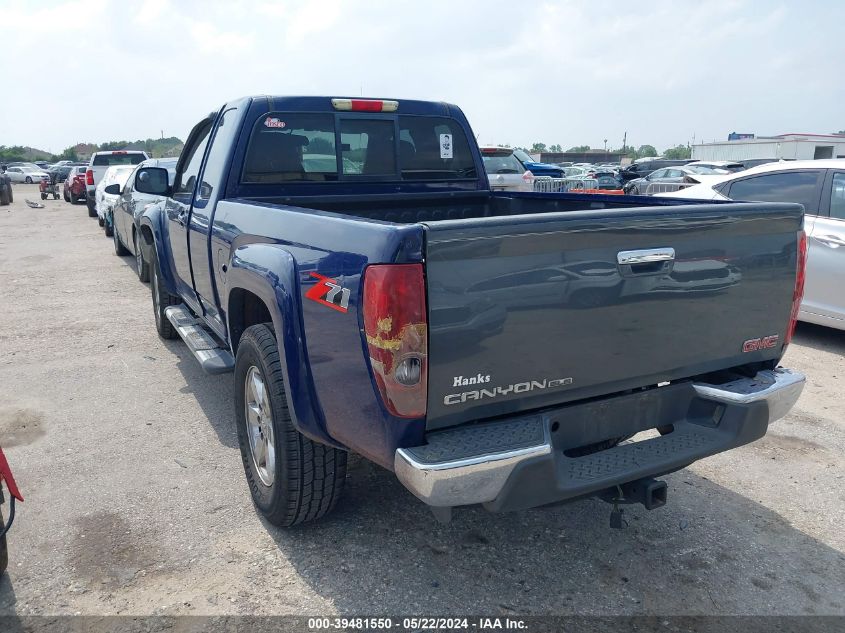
[423,202,803,429]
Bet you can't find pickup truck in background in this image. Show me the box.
[132,95,806,527]
[85,150,148,217]
[512,149,564,178]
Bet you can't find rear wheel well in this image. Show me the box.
[228,288,274,352]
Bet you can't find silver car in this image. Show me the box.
[480,147,533,191]
[5,166,49,183]
[656,159,845,330]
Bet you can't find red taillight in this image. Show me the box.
[785,230,808,345]
[362,264,427,418]
[86,169,94,185]
[331,98,398,112]
[522,170,535,184]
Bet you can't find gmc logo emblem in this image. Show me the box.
[742,335,779,353]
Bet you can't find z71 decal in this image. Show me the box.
[305,272,350,313]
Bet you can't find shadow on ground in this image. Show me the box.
[792,322,845,355]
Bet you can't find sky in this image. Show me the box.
[2,0,844,154]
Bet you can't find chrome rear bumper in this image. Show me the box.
[395,368,804,508]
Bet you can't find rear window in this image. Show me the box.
[481,152,524,175]
[93,153,145,167]
[242,112,476,183]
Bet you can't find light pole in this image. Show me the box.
[603,139,608,160]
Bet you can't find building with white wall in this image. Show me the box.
[692,133,845,162]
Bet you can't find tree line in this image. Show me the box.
[511,142,691,160]
[0,137,184,163]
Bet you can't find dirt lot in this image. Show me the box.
[0,183,844,617]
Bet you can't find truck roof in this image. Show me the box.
[240,95,460,118]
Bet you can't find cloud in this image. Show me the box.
[1,0,843,153]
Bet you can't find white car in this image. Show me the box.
[95,166,135,230]
[85,150,148,217]
[480,147,534,191]
[657,159,845,329]
[5,166,49,183]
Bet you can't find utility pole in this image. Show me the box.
[622,131,627,153]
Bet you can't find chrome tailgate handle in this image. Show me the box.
[617,248,676,265]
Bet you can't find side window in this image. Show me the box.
[665,169,682,178]
[198,107,240,201]
[727,171,822,214]
[175,125,212,197]
[830,173,845,220]
[648,169,665,179]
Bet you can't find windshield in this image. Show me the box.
[93,153,146,167]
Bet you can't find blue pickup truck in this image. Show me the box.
[130,95,806,527]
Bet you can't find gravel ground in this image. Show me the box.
[0,183,843,617]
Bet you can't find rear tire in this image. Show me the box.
[87,199,97,217]
[151,256,179,339]
[98,216,105,228]
[134,231,150,282]
[235,324,347,527]
[64,189,70,202]
[0,187,9,206]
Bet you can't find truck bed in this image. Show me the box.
[242,190,708,224]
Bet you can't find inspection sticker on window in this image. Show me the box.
[439,133,453,159]
[264,117,286,128]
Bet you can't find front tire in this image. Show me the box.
[25,176,32,184]
[235,324,347,527]
[134,231,149,282]
[150,256,179,339]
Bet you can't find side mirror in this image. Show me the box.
[135,167,170,196]
[104,184,121,195]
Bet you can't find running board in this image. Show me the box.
[164,305,234,375]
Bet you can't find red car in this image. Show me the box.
[64,166,88,204]
[0,447,22,575]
